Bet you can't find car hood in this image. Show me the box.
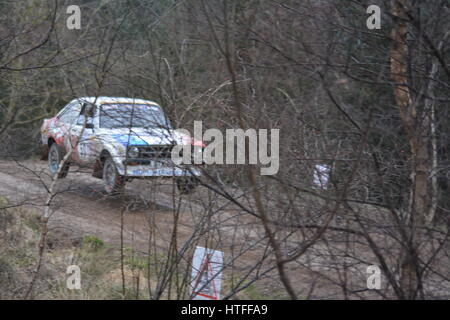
[97,127,183,146]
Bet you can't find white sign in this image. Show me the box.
[191,246,224,300]
[313,164,331,189]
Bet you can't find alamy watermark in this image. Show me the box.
[171,121,280,175]
[366,265,382,289]
[66,5,81,30]
[367,5,381,30]
[66,264,81,290]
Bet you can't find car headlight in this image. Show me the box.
[127,146,139,158]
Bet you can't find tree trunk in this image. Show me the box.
[389,0,429,299]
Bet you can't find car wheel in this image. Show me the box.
[176,177,198,195]
[48,143,69,178]
[103,155,125,194]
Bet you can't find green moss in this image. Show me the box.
[82,235,105,251]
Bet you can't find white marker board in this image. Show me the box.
[191,246,224,300]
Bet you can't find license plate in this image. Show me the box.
[130,168,190,176]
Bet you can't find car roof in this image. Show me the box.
[71,97,160,106]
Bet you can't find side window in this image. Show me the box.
[76,103,95,126]
[59,103,82,124]
[57,103,73,119]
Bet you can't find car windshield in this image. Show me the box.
[99,104,171,129]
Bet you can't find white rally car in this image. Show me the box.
[40,97,202,194]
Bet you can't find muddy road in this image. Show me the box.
[0,159,268,264]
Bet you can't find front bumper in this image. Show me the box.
[117,161,201,177]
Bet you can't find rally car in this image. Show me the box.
[40,97,202,194]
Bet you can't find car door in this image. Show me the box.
[72,103,97,166]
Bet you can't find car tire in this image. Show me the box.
[102,155,125,194]
[176,177,198,195]
[48,143,69,178]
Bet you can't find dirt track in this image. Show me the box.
[0,159,266,262]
